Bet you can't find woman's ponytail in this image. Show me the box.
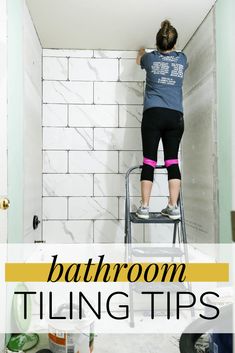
[156,20,178,51]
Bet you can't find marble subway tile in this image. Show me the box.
[43,81,93,104]
[144,223,174,243]
[94,174,124,197]
[43,57,68,80]
[119,150,165,173]
[69,151,118,173]
[43,174,93,196]
[119,105,142,127]
[94,173,168,197]
[93,220,143,242]
[43,220,93,243]
[69,104,118,127]
[43,151,68,173]
[69,58,118,81]
[94,50,138,59]
[94,82,144,104]
[43,127,93,150]
[94,128,141,150]
[43,104,68,127]
[120,59,145,81]
[43,197,67,220]
[118,151,142,173]
[43,49,93,58]
[69,197,118,219]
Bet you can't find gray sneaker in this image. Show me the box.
[136,204,149,219]
[161,205,181,220]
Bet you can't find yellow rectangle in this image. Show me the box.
[5,262,229,282]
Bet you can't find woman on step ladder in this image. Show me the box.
[136,19,188,220]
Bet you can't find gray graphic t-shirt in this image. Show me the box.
[140,50,188,113]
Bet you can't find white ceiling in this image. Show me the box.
[26,0,216,50]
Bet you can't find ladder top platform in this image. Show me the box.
[130,212,181,224]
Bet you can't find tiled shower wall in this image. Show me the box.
[42,49,171,243]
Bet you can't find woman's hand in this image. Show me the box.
[136,47,146,65]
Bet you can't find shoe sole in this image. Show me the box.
[161,211,180,220]
[136,212,149,219]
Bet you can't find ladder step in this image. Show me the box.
[131,246,184,257]
[132,281,186,293]
[130,212,180,224]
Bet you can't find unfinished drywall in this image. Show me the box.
[182,8,218,242]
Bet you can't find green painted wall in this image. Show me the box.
[216,0,234,242]
[7,0,24,242]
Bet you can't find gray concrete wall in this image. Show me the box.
[182,8,218,243]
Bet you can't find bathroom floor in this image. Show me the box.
[27,333,180,353]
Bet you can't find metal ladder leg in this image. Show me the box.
[179,188,195,317]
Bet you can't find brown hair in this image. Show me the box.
[156,20,178,51]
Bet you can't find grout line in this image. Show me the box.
[43,126,142,129]
[42,78,143,83]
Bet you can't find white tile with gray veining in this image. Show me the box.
[94,50,138,59]
[69,197,118,220]
[69,58,118,81]
[119,105,142,127]
[43,127,93,150]
[94,220,143,243]
[43,81,93,104]
[43,57,68,80]
[43,220,93,243]
[43,197,67,220]
[144,223,175,243]
[94,128,141,150]
[69,104,118,127]
[43,151,68,173]
[43,49,93,58]
[94,173,168,197]
[120,59,145,81]
[69,151,118,173]
[94,82,144,104]
[41,49,172,244]
[43,174,93,196]
[118,150,142,173]
[43,104,68,126]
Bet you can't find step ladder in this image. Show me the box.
[124,165,192,327]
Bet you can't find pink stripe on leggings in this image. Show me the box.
[165,159,178,168]
[143,157,157,168]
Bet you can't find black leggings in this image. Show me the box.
[141,107,184,182]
